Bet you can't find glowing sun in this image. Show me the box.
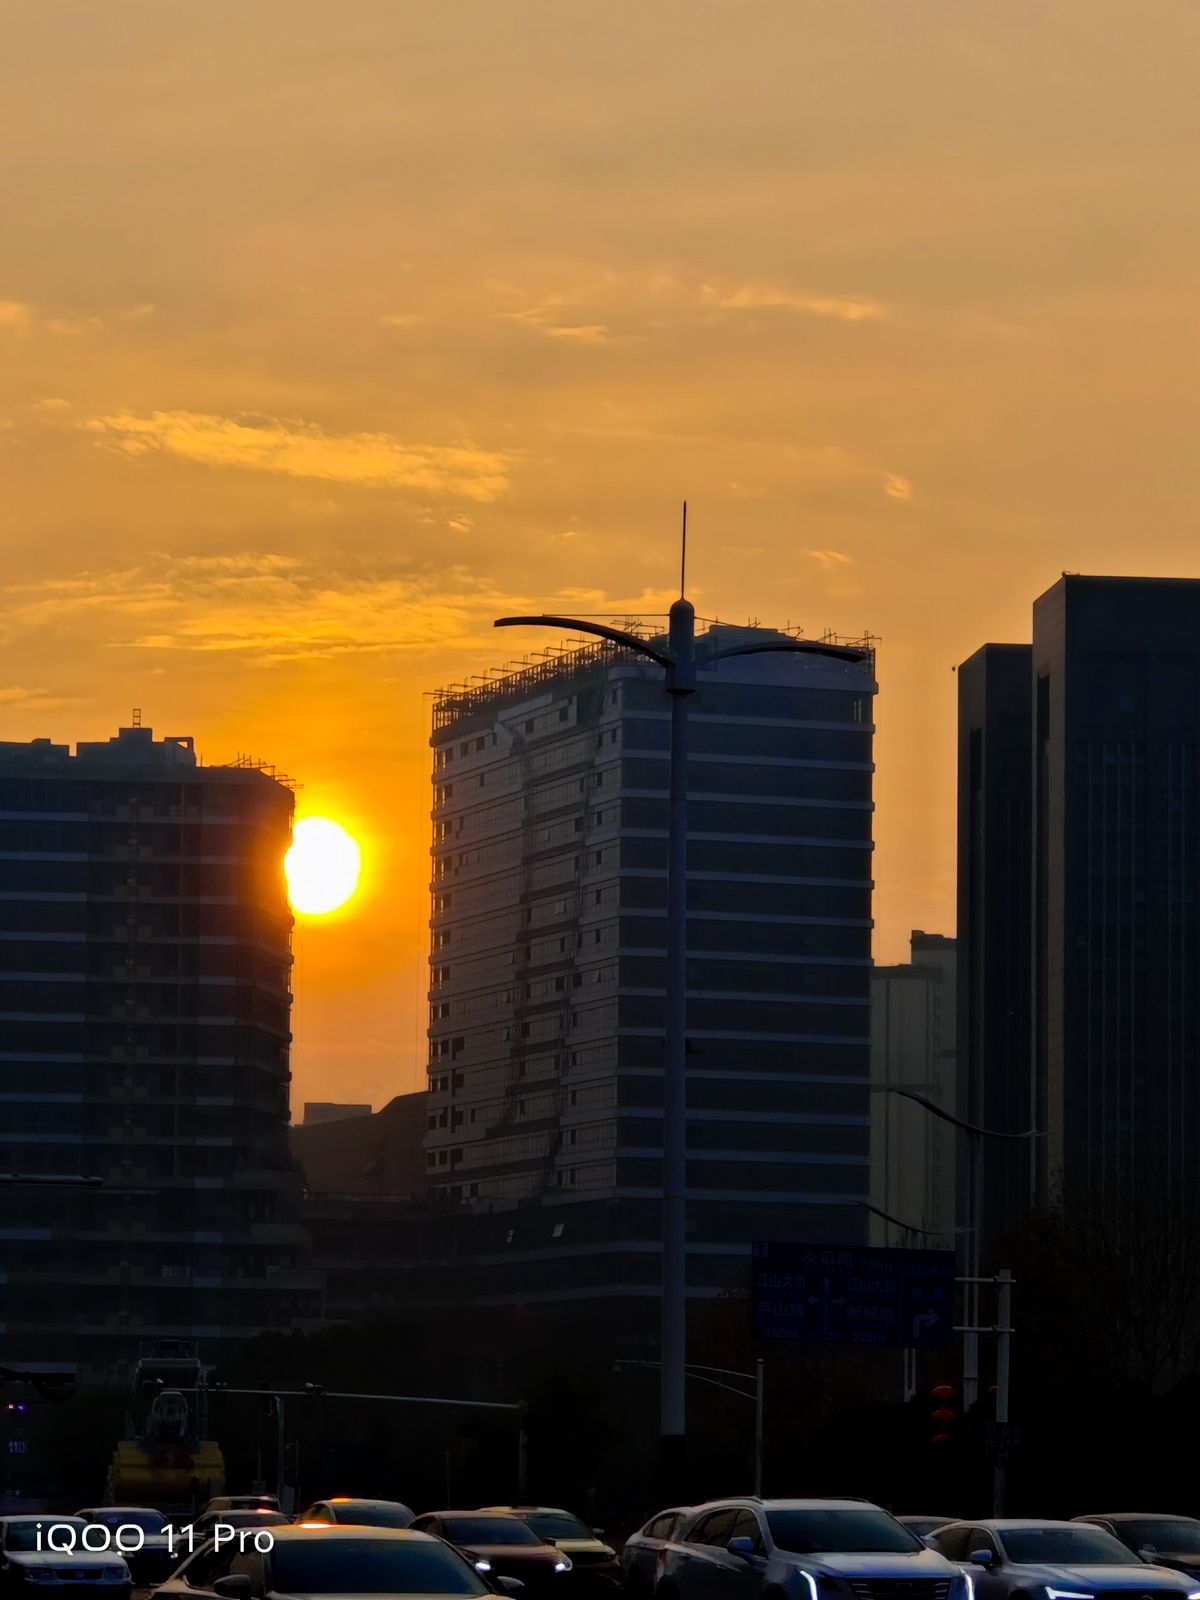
[285,817,362,915]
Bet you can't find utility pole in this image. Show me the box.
[992,1268,1013,1516]
[498,547,864,1498]
[871,1086,1038,1409]
[753,1359,765,1497]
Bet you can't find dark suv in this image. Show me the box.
[657,1498,969,1600]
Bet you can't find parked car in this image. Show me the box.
[657,1497,967,1600]
[900,1518,960,1540]
[189,1511,293,1542]
[0,1516,131,1600]
[480,1510,619,1589]
[147,1524,522,1600]
[76,1508,177,1587]
[620,1509,691,1596]
[928,1518,1200,1599]
[297,1499,415,1529]
[201,1498,282,1518]
[1073,1517,1200,1579]
[412,1513,572,1590]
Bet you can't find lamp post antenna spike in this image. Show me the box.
[680,500,687,599]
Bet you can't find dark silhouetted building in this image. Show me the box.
[960,576,1200,1229]
[1033,576,1200,1205]
[0,725,317,1379]
[423,621,877,1314]
[957,643,1034,1249]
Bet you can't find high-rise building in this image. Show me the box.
[959,575,1200,1225]
[423,621,877,1311]
[1033,576,1200,1205]
[869,931,956,1248]
[956,643,1034,1248]
[0,725,316,1378]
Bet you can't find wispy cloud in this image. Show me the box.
[1,554,675,667]
[0,301,33,330]
[807,548,854,570]
[884,474,913,500]
[83,410,513,501]
[701,282,889,322]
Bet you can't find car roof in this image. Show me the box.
[424,1511,525,1520]
[79,1507,161,1515]
[480,1507,575,1517]
[971,1520,1102,1531]
[698,1498,879,1512]
[278,1527,436,1543]
[1076,1514,1197,1522]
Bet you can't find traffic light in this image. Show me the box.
[929,1383,958,1446]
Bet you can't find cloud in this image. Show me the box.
[807,548,854,569]
[34,396,72,411]
[701,282,889,321]
[2,554,680,668]
[0,301,33,330]
[884,474,913,500]
[379,312,426,327]
[83,410,513,501]
[544,323,610,343]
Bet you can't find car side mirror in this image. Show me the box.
[213,1578,254,1599]
[495,1580,525,1595]
[727,1538,756,1559]
[969,1550,994,1568]
[1139,1547,1157,1561]
[593,1529,605,1538]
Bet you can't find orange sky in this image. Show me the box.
[4,1,1200,1109]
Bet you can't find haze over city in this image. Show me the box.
[5,0,1200,1109]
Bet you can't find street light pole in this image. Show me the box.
[498,573,865,1498]
[870,1087,1038,1408]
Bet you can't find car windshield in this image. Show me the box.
[5,1520,87,1551]
[766,1510,923,1555]
[1114,1522,1200,1556]
[1002,1529,1140,1565]
[440,1518,543,1547]
[270,1540,489,1595]
[88,1512,168,1533]
[526,1515,591,1540]
[336,1505,414,1528]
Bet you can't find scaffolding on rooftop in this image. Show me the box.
[430,617,877,731]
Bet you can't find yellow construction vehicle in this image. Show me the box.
[106,1346,224,1511]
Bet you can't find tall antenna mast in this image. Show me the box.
[680,501,687,599]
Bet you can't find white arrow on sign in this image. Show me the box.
[912,1310,939,1338]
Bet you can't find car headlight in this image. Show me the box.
[23,1571,58,1585]
[797,1573,819,1600]
[555,1559,573,1573]
[1046,1590,1093,1599]
[475,1561,493,1574]
[101,1571,128,1584]
[960,1571,975,1600]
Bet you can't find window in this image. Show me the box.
[688,1509,736,1547]
[765,1510,921,1556]
[558,707,569,722]
[727,1511,764,1551]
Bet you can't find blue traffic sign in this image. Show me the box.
[751,1242,957,1349]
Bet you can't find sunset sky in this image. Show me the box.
[4,0,1200,1109]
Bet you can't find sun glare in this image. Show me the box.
[285,816,362,916]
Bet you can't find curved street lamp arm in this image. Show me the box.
[495,614,673,669]
[708,640,868,665]
[875,1085,1043,1141]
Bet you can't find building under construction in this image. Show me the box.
[424,619,878,1310]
